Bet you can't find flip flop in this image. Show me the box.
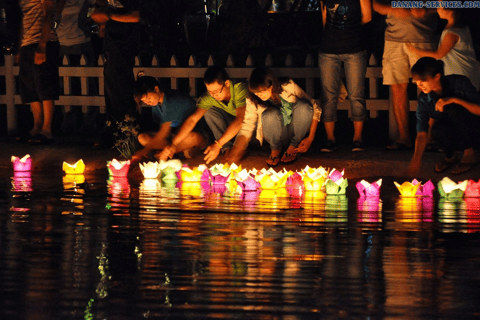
[434,158,456,173]
[266,154,281,167]
[451,162,476,175]
[281,151,298,164]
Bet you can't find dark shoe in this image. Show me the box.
[28,133,53,145]
[281,151,298,164]
[321,140,336,153]
[386,142,412,151]
[352,140,365,152]
[15,132,34,143]
[451,162,476,175]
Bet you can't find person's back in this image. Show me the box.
[440,26,480,90]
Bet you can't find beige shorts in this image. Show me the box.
[382,40,437,85]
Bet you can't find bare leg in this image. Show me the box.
[324,122,335,142]
[174,132,206,153]
[40,100,54,139]
[353,121,363,142]
[29,101,43,137]
[391,83,412,147]
[138,132,156,146]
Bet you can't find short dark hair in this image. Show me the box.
[248,67,283,94]
[204,66,230,85]
[411,57,445,80]
[133,75,162,103]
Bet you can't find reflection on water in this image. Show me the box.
[2,172,480,319]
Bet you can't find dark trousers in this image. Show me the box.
[103,49,137,123]
[432,104,480,158]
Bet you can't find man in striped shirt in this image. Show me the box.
[17,0,64,144]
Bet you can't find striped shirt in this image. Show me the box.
[20,0,58,47]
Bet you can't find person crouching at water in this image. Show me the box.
[226,67,321,166]
[408,57,480,176]
[132,75,208,161]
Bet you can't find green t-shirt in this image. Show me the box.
[197,81,247,117]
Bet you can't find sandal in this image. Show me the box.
[266,154,281,167]
[434,158,456,173]
[451,162,476,175]
[281,151,298,164]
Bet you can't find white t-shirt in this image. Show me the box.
[441,27,480,91]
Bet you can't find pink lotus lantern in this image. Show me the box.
[11,154,32,172]
[413,179,435,197]
[356,179,382,197]
[63,160,85,174]
[209,163,232,185]
[465,180,480,198]
[107,159,131,177]
[235,169,261,191]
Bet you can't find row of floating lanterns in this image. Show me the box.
[10,154,478,198]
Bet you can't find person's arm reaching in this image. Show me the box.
[407,131,428,176]
[159,107,207,160]
[204,106,246,164]
[132,122,172,161]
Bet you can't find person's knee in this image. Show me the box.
[262,107,281,122]
[138,133,150,146]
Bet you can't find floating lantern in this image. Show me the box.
[159,159,183,182]
[63,159,85,174]
[179,164,211,182]
[139,161,161,179]
[438,177,467,199]
[413,179,435,197]
[356,179,382,197]
[209,163,232,185]
[464,180,480,198]
[107,159,131,177]
[255,168,290,190]
[303,166,328,191]
[325,169,348,195]
[394,180,421,197]
[235,169,261,191]
[11,154,32,172]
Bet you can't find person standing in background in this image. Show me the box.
[373,0,437,150]
[318,0,372,153]
[90,0,140,148]
[56,0,98,135]
[16,0,65,144]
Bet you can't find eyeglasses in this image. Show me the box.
[207,83,225,96]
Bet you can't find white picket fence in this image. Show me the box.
[0,53,418,137]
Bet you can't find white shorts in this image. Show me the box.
[382,40,437,85]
